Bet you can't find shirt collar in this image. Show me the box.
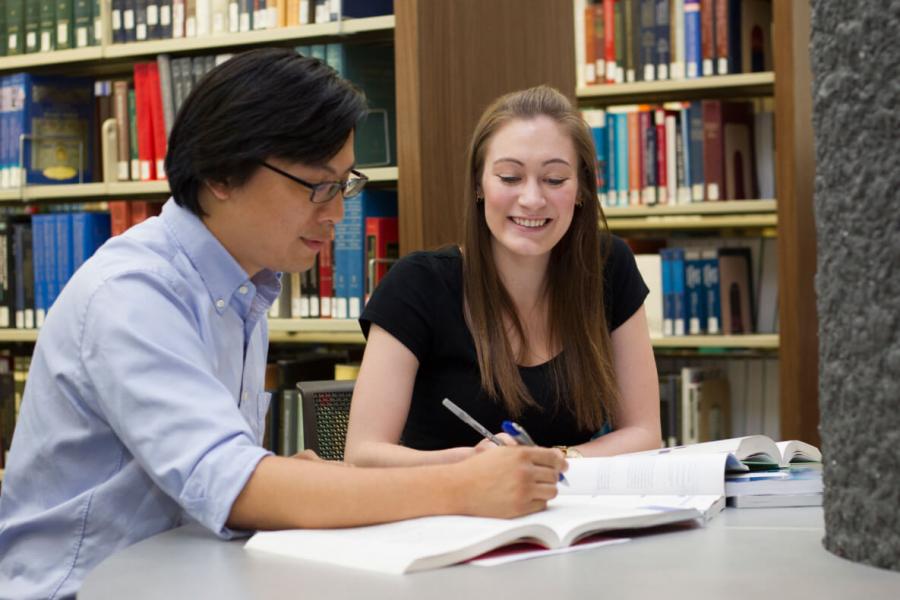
[160,198,281,314]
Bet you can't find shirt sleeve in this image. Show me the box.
[359,252,438,363]
[79,269,270,538]
[604,235,651,332]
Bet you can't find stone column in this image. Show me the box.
[811,0,900,571]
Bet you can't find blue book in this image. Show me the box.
[684,249,705,334]
[701,248,721,334]
[606,112,618,208]
[31,214,50,327]
[660,248,673,336]
[684,0,702,78]
[341,0,393,18]
[325,41,396,168]
[680,104,692,199]
[654,0,670,80]
[670,247,686,336]
[54,213,74,307]
[334,189,397,319]
[586,110,607,204]
[639,0,657,81]
[615,112,629,206]
[7,73,95,186]
[72,211,111,271]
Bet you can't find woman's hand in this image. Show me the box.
[474,432,517,453]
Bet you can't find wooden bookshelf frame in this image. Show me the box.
[577,72,774,104]
[0,167,397,203]
[0,325,778,350]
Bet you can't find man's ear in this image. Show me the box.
[204,178,231,201]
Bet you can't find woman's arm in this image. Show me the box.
[570,305,662,457]
[343,324,476,467]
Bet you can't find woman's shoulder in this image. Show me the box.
[394,246,463,281]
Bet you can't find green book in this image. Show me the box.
[24,0,38,53]
[55,0,72,49]
[37,0,52,51]
[0,1,8,57]
[6,0,25,55]
[73,0,89,47]
[127,88,139,181]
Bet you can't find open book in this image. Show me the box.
[559,436,821,508]
[651,435,821,469]
[244,501,700,574]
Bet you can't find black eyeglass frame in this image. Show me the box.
[258,161,369,204]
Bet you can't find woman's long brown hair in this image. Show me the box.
[462,85,618,431]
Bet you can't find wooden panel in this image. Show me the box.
[395,0,576,253]
[773,0,819,445]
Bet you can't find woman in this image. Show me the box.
[344,85,660,466]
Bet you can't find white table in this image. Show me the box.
[79,507,900,599]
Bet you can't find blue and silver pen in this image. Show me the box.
[502,420,569,486]
[442,398,504,446]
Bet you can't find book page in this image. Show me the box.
[245,515,550,575]
[513,500,700,546]
[560,452,730,496]
[552,493,725,521]
[776,440,822,463]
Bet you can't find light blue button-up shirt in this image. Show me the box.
[0,199,278,599]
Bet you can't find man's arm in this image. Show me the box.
[227,445,566,529]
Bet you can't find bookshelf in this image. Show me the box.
[571,1,817,444]
[0,16,396,74]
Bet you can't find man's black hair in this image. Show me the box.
[165,47,368,216]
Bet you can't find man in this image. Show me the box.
[0,48,564,599]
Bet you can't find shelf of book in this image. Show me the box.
[0,167,398,204]
[577,72,775,104]
[650,334,779,350]
[605,213,777,231]
[0,16,396,74]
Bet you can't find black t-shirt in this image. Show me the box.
[359,235,649,450]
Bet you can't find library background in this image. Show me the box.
[0,1,817,483]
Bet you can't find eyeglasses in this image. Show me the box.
[258,161,369,204]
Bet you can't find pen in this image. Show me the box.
[501,420,569,486]
[442,398,504,446]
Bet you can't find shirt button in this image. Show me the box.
[239,285,249,295]
[216,299,225,309]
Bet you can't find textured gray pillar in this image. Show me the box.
[811,0,900,571]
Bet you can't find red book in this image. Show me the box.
[109,201,132,235]
[364,216,399,304]
[130,201,163,227]
[318,240,334,319]
[146,63,168,180]
[133,63,156,181]
[700,0,716,76]
[584,6,596,85]
[604,0,616,83]
[702,99,724,201]
[714,0,730,75]
[592,3,606,82]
